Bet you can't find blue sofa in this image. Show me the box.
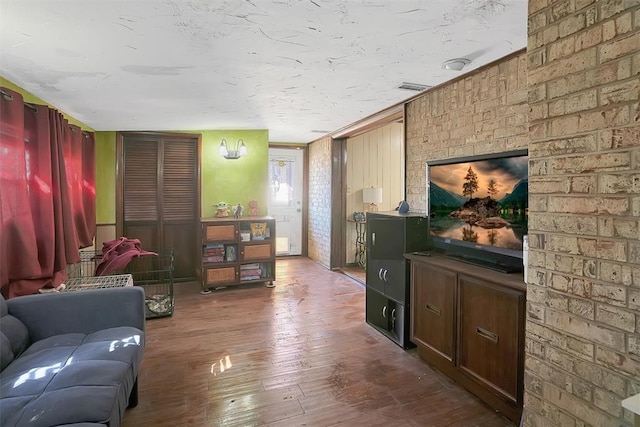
[0,287,145,427]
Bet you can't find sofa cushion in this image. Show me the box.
[0,334,15,371]
[0,326,143,427]
[0,296,30,369]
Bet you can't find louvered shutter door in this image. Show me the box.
[162,139,196,221]
[124,140,158,221]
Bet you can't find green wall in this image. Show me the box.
[197,129,269,218]
[95,131,117,224]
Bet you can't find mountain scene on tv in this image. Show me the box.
[429,156,528,250]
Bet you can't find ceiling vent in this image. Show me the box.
[397,82,431,92]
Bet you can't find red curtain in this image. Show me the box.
[0,89,41,287]
[0,87,96,297]
[82,132,96,246]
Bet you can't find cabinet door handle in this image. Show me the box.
[391,308,396,321]
[425,303,441,316]
[382,269,388,281]
[476,327,499,343]
[378,268,383,280]
[372,232,376,246]
[382,305,387,318]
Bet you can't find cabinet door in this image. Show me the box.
[381,259,407,303]
[241,242,273,261]
[410,262,456,362]
[204,223,237,242]
[457,275,524,405]
[365,260,385,294]
[387,299,407,348]
[367,217,405,261]
[366,259,406,301]
[366,288,389,331]
[204,266,237,286]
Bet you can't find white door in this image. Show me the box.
[268,148,304,256]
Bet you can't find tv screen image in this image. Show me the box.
[427,151,528,260]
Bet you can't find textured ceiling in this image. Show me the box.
[0,0,527,142]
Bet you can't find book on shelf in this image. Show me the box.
[240,269,261,277]
[240,263,261,270]
[202,255,224,263]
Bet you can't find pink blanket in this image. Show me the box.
[94,237,156,276]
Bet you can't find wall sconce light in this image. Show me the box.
[363,187,383,212]
[219,139,248,160]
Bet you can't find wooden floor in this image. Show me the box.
[123,257,514,427]
[341,266,366,285]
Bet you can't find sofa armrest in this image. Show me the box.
[6,287,146,342]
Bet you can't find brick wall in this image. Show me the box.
[308,136,332,268]
[525,1,640,426]
[405,52,529,212]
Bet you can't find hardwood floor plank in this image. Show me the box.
[122,257,514,426]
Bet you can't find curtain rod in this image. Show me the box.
[0,88,39,112]
[0,89,14,101]
[0,88,93,135]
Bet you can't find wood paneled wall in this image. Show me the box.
[345,122,404,264]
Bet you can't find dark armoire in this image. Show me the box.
[117,132,200,280]
[365,211,429,348]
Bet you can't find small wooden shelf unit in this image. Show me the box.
[200,217,276,291]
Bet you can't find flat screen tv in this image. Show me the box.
[426,150,528,273]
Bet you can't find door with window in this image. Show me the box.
[117,133,200,280]
[268,147,304,256]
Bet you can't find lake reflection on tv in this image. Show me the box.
[431,215,525,251]
[434,222,522,250]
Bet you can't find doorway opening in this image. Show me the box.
[268,146,306,256]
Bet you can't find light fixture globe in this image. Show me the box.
[238,140,247,156]
[442,58,471,71]
[219,139,229,157]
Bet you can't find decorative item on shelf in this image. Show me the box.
[352,212,366,222]
[247,200,259,216]
[214,202,231,218]
[232,204,243,218]
[225,245,236,262]
[363,187,383,212]
[250,222,268,240]
[396,200,410,214]
[219,138,248,160]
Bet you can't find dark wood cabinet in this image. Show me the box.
[201,217,276,292]
[406,253,525,423]
[458,275,523,406]
[365,212,429,348]
[410,261,456,364]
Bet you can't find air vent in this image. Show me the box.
[397,82,431,91]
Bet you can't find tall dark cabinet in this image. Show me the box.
[365,212,429,348]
